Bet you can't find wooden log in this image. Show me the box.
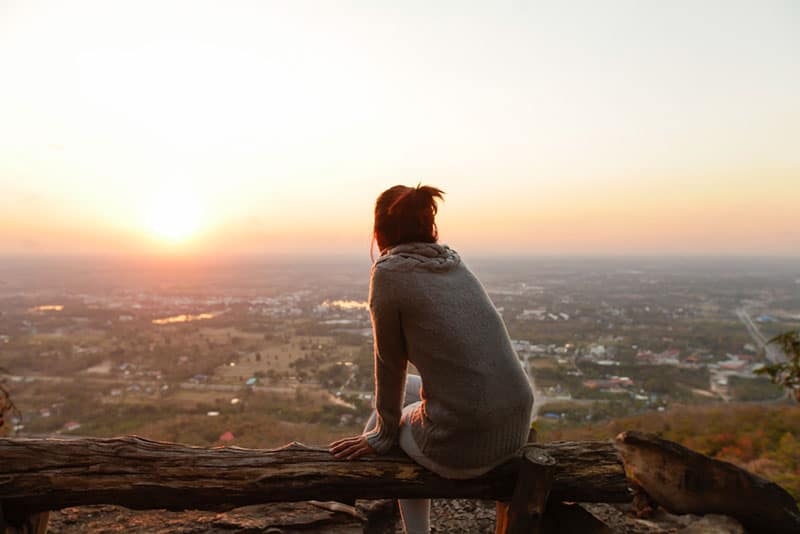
[0,436,629,521]
[504,449,555,534]
[615,430,800,534]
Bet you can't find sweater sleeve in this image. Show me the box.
[363,267,408,453]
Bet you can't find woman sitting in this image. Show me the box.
[330,184,534,534]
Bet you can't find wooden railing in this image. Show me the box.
[0,431,798,533]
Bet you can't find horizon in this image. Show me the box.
[1,1,799,256]
[2,250,800,262]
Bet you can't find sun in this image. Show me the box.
[145,187,203,242]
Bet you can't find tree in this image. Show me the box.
[0,367,22,436]
[754,330,800,402]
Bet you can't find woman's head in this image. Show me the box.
[373,184,445,255]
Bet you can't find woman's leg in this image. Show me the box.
[362,374,422,433]
[364,375,430,534]
[397,376,429,534]
[397,419,431,534]
[398,497,431,534]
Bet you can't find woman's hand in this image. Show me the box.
[329,435,376,460]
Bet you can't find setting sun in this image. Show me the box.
[0,0,797,256]
[144,187,203,242]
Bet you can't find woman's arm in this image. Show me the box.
[330,267,408,459]
[363,267,408,452]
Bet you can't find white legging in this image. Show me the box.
[364,375,499,534]
[363,374,430,534]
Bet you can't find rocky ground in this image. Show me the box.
[44,500,746,533]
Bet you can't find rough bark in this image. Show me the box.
[615,430,800,534]
[0,436,628,522]
[504,448,555,534]
[2,433,797,534]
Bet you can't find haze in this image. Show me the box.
[1,0,798,256]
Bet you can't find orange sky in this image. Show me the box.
[1,1,798,256]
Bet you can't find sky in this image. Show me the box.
[0,0,798,257]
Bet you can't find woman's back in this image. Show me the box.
[371,242,534,469]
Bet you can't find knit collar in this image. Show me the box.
[375,242,461,272]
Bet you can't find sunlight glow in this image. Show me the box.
[30,305,64,312]
[144,186,204,242]
[0,1,798,255]
[320,300,369,310]
[152,312,220,325]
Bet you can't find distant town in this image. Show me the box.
[1,255,798,447]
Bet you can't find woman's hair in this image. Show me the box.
[372,184,445,257]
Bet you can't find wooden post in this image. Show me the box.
[495,449,556,534]
[496,425,539,534]
[495,502,509,534]
[504,449,556,534]
[0,505,50,534]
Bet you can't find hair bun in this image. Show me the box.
[413,184,444,215]
[388,184,444,216]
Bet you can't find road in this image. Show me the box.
[735,308,786,364]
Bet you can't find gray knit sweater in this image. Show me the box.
[363,242,534,469]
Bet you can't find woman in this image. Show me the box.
[329,184,534,534]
